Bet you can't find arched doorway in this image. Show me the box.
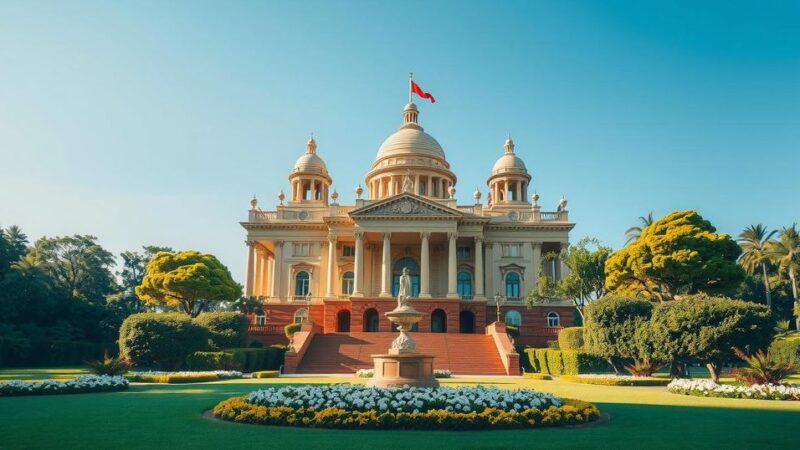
[392,257,420,297]
[363,308,379,332]
[337,310,351,332]
[431,309,447,333]
[459,310,475,333]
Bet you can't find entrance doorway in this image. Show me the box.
[336,310,351,332]
[363,308,379,332]
[431,309,447,333]
[459,310,475,333]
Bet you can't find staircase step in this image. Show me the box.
[295,332,509,375]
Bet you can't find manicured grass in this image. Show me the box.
[1,368,799,449]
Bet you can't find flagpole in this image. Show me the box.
[408,72,413,103]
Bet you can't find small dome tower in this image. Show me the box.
[288,138,333,205]
[486,137,532,208]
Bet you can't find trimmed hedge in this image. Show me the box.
[213,396,600,430]
[194,312,249,350]
[185,351,241,371]
[0,338,116,368]
[131,373,220,383]
[119,313,208,370]
[525,348,611,375]
[227,346,287,372]
[770,333,800,367]
[523,373,552,380]
[560,375,670,386]
[558,327,585,351]
[253,370,280,378]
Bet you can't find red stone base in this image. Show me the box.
[366,353,439,388]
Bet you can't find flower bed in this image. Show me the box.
[0,375,129,397]
[129,371,242,384]
[213,384,600,430]
[668,379,800,401]
[560,374,670,386]
[355,368,452,379]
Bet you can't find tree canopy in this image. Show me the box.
[136,250,242,317]
[605,210,744,301]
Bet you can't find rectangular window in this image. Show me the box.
[342,246,355,257]
[293,243,311,257]
[457,246,471,260]
[502,244,522,258]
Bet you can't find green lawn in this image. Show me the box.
[1,368,799,449]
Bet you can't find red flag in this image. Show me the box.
[411,80,436,103]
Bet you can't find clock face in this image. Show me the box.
[400,201,413,214]
[508,211,518,221]
[299,210,309,220]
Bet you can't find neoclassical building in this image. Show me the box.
[241,102,575,350]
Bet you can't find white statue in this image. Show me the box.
[402,173,414,193]
[397,267,412,309]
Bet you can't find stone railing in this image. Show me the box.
[486,321,520,375]
[248,324,284,335]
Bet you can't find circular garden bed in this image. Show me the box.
[212,384,600,430]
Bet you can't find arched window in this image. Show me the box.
[505,310,522,327]
[457,271,472,298]
[294,308,309,324]
[342,271,354,295]
[254,309,266,325]
[431,309,447,333]
[392,257,420,297]
[363,308,379,332]
[459,310,476,333]
[505,272,521,299]
[547,311,560,327]
[295,271,310,297]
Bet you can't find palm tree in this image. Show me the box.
[625,212,655,245]
[768,224,800,329]
[738,224,777,308]
[5,225,28,256]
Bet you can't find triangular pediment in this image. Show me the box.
[349,193,463,219]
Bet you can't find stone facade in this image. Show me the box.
[242,101,576,346]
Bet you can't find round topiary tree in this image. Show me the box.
[194,311,249,350]
[558,327,585,350]
[583,296,654,374]
[118,312,208,370]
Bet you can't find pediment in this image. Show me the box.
[349,194,462,219]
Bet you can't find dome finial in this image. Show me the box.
[504,136,515,154]
[403,102,419,126]
[307,136,317,154]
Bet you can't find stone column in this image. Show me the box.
[484,240,494,296]
[419,232,431,298]
[244,241,256,297]
[254,248,264,297]
[352,231,364,296]
[447,232,458,298]
[427,177,433,197]
[326,234,336,298]
[492,241,501,295]
[474,236,484,298]
[271,241,284,299]
[522,241,534,294]
[265,256,273,297]
[380,232,392,297]
[440,179,445,198]
[532,242,542,291]
[560,241,570,281]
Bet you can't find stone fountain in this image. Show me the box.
[367,268,439,388]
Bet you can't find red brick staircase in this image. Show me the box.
[294,332,510,375]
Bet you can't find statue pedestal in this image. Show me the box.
[366,353,439,388]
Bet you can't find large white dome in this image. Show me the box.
[376,126,445,161]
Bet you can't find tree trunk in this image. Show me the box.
[706,362,722,383]
[669,360,686,379]
[790,268,798,302]
[608,357,626,375]
[761,263,772,309]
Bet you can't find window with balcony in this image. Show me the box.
[457,271,472,298]
[342,271,354,295]
[547,311,561,327]
[505,272,521,299]
[294,271,310,297]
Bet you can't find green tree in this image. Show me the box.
[605,210,744,301]
[650,294,773,382]
[767,224,800,329]
[135,250,242,317]
[527,237,611,320]
[738,224,777,309]
[31,235,118,304]
[624,212,654,245]
[108,245,173,316]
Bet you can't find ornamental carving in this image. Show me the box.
[351,195,460,218]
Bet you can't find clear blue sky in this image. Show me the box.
[1,0,798,283]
